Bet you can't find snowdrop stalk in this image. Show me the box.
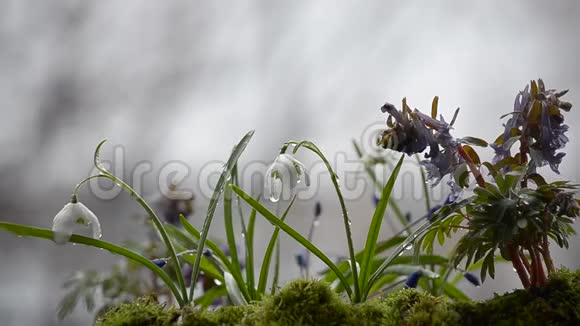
[71,140,189,304]
[281,140,361,302]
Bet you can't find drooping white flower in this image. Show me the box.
[264,153,310,202]
[52,201,102,244]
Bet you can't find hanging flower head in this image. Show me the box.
[378,98,466,188]
[264,153,310,202]
[52,198,102,245]
[500,79,572,173]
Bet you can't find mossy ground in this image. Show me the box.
[96,270,580,326]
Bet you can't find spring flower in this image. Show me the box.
[500,79,572,174]
[378,102,438,157]
[463,272,481,287]
[52,200,101,245]
[404,270,422,289]
[264,153,310,202]
[379,101,464,188]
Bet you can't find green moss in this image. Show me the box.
[95,296,180,326]
[243,279,356,325]
[97,270,580,326]
[180,305,250,326]
[453,269,580,326]
[379,289,460,326]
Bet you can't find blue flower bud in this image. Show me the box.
[404,271,422,289]
[463,272,480,287]
[314,202,322,217]
[295,252,308,269]
[152,258,167,268]
[372,194,380,207]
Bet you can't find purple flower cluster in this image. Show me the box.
[500,79,572,173]
[378,100,463,187]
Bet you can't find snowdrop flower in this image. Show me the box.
[264,153,310,202]
[52,199,101,245]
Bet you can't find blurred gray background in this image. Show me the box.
[1,1,579,325]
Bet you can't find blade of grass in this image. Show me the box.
[0,222,184,306]
[188,130,254,302]
[321,236,406,284]
[352,140,408,232]
[223,182,243,287]
[179,215,251,302]
[364,219,433,300]
[359,155,405,292]
[232,165,257,299]
[232,185,354,300]
[245,206,257,299]
[271,239,281,295]
[193,285,227,309]
[257,196,297,296]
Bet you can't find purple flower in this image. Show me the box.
[489,143,511,165]
[463,272,480,287]
[530,101,570,173]
[500,79,572,174]
[378,102,438,156]
[404,271,422,289]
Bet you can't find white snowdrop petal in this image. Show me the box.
[51,202,102,244]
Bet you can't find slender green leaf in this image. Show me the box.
[193,285,227,309]
[179,215,251,302]
[189,130,254,302]
[359,155,405,291]
[232,185,354,300]
[223,182,243,290]
[257,196,297,296]
[245,206,257,299]
[0,222,184,306]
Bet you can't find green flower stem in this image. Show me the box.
[285,140,360,302]
[100,173,188,302]
[90,140,188,303]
